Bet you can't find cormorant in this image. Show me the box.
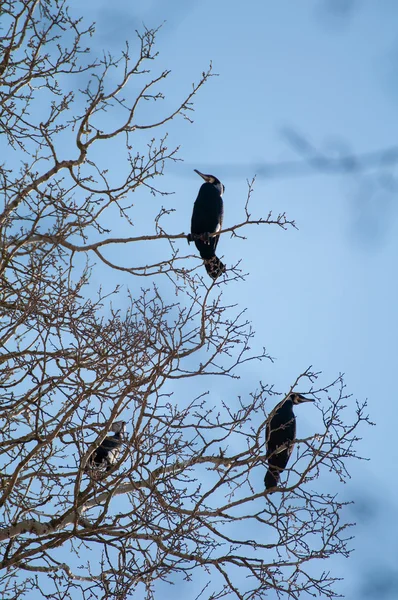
[188,169,226,280]
[86,420,126,477]
[265,393,314,491]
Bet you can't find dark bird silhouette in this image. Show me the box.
[188,169,226,280]
[265,393,314,491]
[86,420,126,478]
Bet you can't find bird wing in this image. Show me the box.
[191,185,223,238]
[105,445,121,467]
[265,414,282,456]
[266,409,296,456]
[89,437,121,465]
[101,437,122,452]
[267,446,292,473]
[213,202,223,251]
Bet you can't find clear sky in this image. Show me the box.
[77,1,398,598]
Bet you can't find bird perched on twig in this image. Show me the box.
[86,420,126,478]
[187,169,226,280]
[265,393,314,491]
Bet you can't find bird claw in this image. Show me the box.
[187,232,211,244]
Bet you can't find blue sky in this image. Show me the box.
[75,1,398,597]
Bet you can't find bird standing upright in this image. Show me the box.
[265,393,314,491]
[188,169,226,280]
[86,420,126,478]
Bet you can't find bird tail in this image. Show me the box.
[264,468,280,491]
[204,256,226,280]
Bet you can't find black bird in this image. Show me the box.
[188,169,226,280]
[86,420,126,478]
[265,393,314,491]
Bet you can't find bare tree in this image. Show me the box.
[0,2,371,599]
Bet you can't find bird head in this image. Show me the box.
[289,393,314,405]
[194,169,225,196]
[110,420,126,434]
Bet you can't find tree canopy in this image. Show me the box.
[0,2,370,599]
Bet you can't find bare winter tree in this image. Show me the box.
[0,2,371,599]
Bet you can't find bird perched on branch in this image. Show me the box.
[86,420,126,478]
[265,393,314,491]
[187,169,226,280]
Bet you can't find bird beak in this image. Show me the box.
[194,169,212,182]
[296,393,315,403]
